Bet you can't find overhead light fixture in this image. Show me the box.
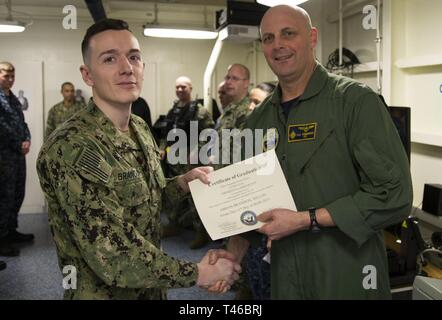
[0,0,32,33]
[143,3,217,40]
[143,26,218,40]
[0,19,25,32]
[257,0,309,7]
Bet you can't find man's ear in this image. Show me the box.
[80,65,94,87]
[310,27,318,49]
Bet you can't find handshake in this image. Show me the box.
[195,249,241,294]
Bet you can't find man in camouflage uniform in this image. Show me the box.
[45,82,84,140]
[0,62,34,260]
[211,64,251,168]
[36,19,240,300]
[159,76,214,249]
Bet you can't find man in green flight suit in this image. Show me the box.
[45,82,85,140]
[213,5,413,299]
[36,19,240,300]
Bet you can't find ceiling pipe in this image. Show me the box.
[84,0,107,22]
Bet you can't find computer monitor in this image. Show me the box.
[388,106,411,163]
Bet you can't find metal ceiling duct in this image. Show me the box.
[84,0,107,22]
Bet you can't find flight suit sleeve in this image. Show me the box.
[325,92,413,247]
[41,148,198,289]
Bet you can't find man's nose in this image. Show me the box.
[119,57,133,74]
[273,35,286,49]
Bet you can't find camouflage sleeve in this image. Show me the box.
[234,107,251,131]
[159,138,167,151]
[164,176,187,204]
[45,109,55,141]
[41,146,198,289]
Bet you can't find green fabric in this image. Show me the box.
[37,100,198,299]
[45,101,84,140]
[243,64,413,299]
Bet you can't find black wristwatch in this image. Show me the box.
[308,207,321,233]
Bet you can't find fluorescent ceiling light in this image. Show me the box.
[143,26,218,40]
[257,0,309,7]
[0,20,25,32]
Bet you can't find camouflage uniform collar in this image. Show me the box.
[86,99,140,151]
[270,63,328,105]
[224,95,250,114]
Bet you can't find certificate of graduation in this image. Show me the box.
[189,149,297,240]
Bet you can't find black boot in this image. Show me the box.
[0,260,6,271]
[5,230,34,243]
[0,244,20,257]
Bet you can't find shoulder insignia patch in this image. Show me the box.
[74,147,112,184]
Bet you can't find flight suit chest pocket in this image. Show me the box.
[113,168,150,207]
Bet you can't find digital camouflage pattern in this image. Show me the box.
[45,101,85,140]
[36,100,198,300]
[213,95,251,169]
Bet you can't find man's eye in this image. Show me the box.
[130,55,141,62]
[262,35,273,44]
[103,56,116,63]
[282,30,296,38]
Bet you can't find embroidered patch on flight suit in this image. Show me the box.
[288,123,317,143]
[263,128,279,152]
[75,148,112,184]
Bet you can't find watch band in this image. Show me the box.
[308,207,321,233]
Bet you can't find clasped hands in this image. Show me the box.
[196,249,241,294]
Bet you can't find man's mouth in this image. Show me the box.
[117,81,136,85]
[274,53,293,62]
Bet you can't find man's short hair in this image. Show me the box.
[228,63,250,80]
[61,82,74,90]
[0,62,15,73]
[81,19,132,63]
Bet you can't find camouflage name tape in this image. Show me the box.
[75,147,112,184]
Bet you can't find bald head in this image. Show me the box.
[259,5,317,88]
[260,5,312,34]
[175,76,192,87]
[175,76,193,105]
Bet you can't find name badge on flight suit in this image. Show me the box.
[262,128,279,152]
[288,123,317,143]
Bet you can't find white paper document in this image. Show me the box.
[189,149,297,240]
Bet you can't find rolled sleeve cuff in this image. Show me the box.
[325,195,375,248]
[170,259,199,288]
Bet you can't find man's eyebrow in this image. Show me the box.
[97,48,141,58]
[98,49,118,59]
